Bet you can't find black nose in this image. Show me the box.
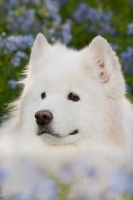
[34,110,53,126]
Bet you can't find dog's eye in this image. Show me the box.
[68,92,80,102]
[41,92,46,99]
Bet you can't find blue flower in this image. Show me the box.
[108,169,133,194]
[5,35,34,52]
[126,84,133,94]
[11,56,21,67]
[121,47,133,74]
[73,3,114,35]
[110,43,118,51]
[61,20,72,44]
[10,51,28,67]
[127,23,133,35]
[22,163,59,200]
[3,0,18,9]
[8,79,17,89]
[13,191,33,200]
[15,51,28,59]
[73,3,89,22]
[0,34,4,48]
[0,167,8,183]
[15,9,35,32]
[45,0,59,13]
[59,163,74,183]
[36,179,59,200]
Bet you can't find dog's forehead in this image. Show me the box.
[40,51,84,81]
[32,45,90,91]
[34,60,85,94]
[40,63,82,85]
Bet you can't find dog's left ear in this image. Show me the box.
[88,36,121,83]
[85,36,125,97]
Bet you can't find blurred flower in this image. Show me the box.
[36,179,59,200]
[61,20,72,44]
[15,51,28,59]
[127,22,133,35]
[12,190,33,200]
[5,35,34,52]
[74,3,89,22]
[110,43,119,51]
[45,0,61,26]
[108,169,133,194]
[11,51,28,67]
[121,47,133,74]
[8,79,17,89]
[0,167,8,183]
[81,158,97,178]
[59,163,74,183]
[73,3,114,35]
[0,35,4,47]
[14,9,35,32]
[11,56,21,67]
[126,84,133,94]
[3,0,40,9]
[3,0,18,9]
[23,163,59,200]
[45,0,59,14]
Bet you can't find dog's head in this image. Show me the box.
[18,33,125,145]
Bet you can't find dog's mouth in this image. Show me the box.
[69,129,78,135]
[37,129,78,138]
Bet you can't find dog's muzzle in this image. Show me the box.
[34,110,78,138]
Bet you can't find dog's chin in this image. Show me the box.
[36,128,80,145]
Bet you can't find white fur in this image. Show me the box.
[0,33,133,198]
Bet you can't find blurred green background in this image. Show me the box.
[0,0,133,120]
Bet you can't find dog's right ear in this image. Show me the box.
[29,33,50,68]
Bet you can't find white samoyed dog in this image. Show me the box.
[0,33,133,199]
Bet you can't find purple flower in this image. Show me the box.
[14,9,35,32]
[15,51,28,59]
[74,3,89,22]
[11,51,28,67]
[121,47,133,74]
[0,167,8,183]
[3,0,18,9]
[8,79,17,89]
[126,84,133,94]
[110,43,118,51]
[45,0,59,13]
[59,163,74,183]
[108,169,133,194]
[127,23,133,35]
[61,20,72,44]
[0,35,4,48]
[11,56,20,67]
[4,35,34,52]
[36,179,59,200]
[73,3,114,35]
[13,190,33,200]
[23,163,59,200]
[81,160,97,178]
[3,0,40,9]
